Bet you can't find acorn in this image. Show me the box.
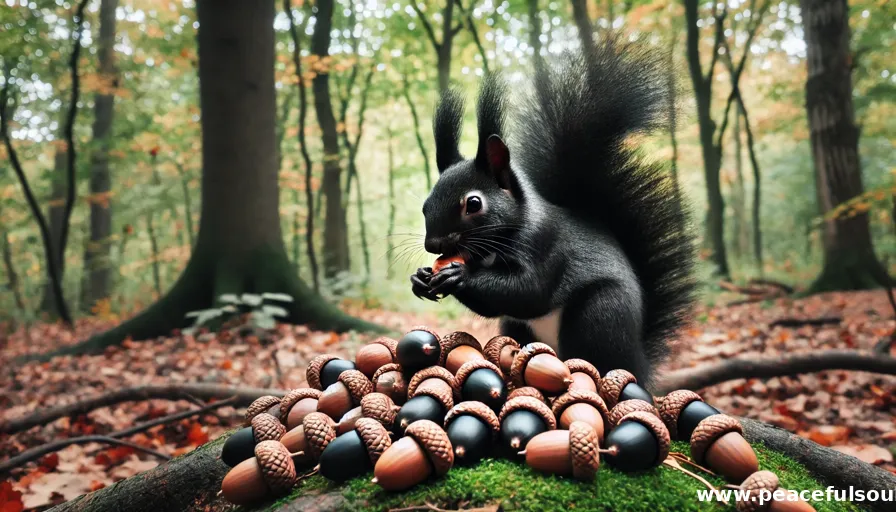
[565,359,602,393]
[663,391,721,441]
[279,388,322,430]
[395,395,447,433]
[222,413,287,467]
[317,369,372,420]
[607,399,659,429]
[690,414,758,483]
[372,363,408,405]
[735,471,817,512]
[507,386,547,404]
[520,421,600,481]
[444,401,500,465]
[510,343,573,395]
[221,440,296,505]
[307,354,358,390]
[244,395,282,426]
[373,419,454,491]
[355,336,398,378]
[482,335,521,375]
[498,396,556,458]
[280,411,336,467]
[602,410,670,472]
[338,392,400,434]
[318,418,391,482]
[551,389,610,440]
[439,331,484,374]
[598,369,654,409]
[335,406,364,436]
[407,366,459,411]
[455,359,507,413]
[395,327,441,373]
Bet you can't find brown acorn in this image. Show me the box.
[372,363,408,405]
[439,332,484,374]
[735,471,816,512]
[551,389,610,440]
[520,421,600,480]
[335,406,364,436]
[279,388,322,430]
[690,414,758,483]
[360,392,400,427]
[658,389,704,440]
[510,343,572,395]
[355,337,397,378]
[482,335,521,375]
[565,359,602,393]
[507,386,547,404]
[607,399,659,428]
[280,411,336,466]
[597,369,638,409]
[245,395,282,426]
[372,419,454,491]
[317,369,373,420]
[407,366,460,410]
[221,440,296,505]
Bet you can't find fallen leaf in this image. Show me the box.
[831,444,894,465]
[804,425,851,446]
[0,481,24,512]
[185,422,209,446]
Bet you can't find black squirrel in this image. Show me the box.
[410,38,696,388]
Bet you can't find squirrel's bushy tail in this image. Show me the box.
[515,36,696,365]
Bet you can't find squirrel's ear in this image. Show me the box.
[485,135,512,190]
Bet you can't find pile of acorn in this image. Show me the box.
[219,327,815,512]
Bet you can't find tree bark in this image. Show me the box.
[801,0,888,292]
[386,124,397,280]
[570,0,592,48]
[529,0,543,70]
[82,0,117,311]
[732,108,749,258]
[401,73,432,190]
[437,0,457,92]
[2,228,26,313]
[39,147,68,315]
[312,0,350,279]
[19,0,383,362]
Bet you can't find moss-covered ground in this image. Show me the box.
[262,441,859,512]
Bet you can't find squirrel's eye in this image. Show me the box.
[465,196,483,215]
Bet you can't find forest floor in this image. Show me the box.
[1,290,895,510]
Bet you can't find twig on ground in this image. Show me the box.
[0,436,169,476]
[768,316,842,328]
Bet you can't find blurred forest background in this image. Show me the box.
[1,0,895,508]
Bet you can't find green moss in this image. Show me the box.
[260,442,859,512]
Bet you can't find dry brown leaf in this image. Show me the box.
[830,444,894,465]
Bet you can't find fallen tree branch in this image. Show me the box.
[747,278,793,294]
[769,316,842,328]
[656,350,896,394]
[0,436,169,476]
[718,280,773,296]
[1,383,283,435]
[740,418,896,512]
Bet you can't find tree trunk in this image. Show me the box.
[82,0,118,311]
[312,0,350,279]
[570,0,592,48]
[39,148,68,315]
[801,0,887,292]
[528,0,543,69]
[437,0,456,92]
[22,0,384,362]
[386,124,397,280]
[2,228,26,313]
[401,74,432,190]
[732,108,748,257]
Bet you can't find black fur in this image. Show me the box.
[433,88,465,172]
[412,37,696,387]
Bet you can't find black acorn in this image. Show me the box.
[678,400,721,441]
[619,382,654,405]
[221,414,285,467]
[444,401,500,466]
[396,328,441,373]
[602,411,670,472]
[395,395,445,432]
[320,359,357,389]
[497,396,556,459]
[456,360,507,413]
[318,418,391,482]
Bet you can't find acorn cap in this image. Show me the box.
[617,411,670,465]
[569,421,601,480]
[690,414,744,465]
[445,401,501,435]
[360,392,399,426]
[438,332,482,366]
[279,388,322,424]
[409,377,456,411]
[455,359,504,387]
[404,419,454,476]
[509,342,558,389]
[251,413,286,443]
[302,412,337,460]
[658,390,704,440]
[482,336,520,368]
[565,359,601,385]
[370,336,399,357]
[372,363,404,384]
[407,366,460,401]
[498,396,557,430]
[355,417,392,465]
[551,389,609,419]
[245,395,282,426]
[507,386,547,404]
[736,471,780,512]
[254,440,296,497]
[337,369,374,404]
[607,399,659,428]
[598,369,637,408]
[307,354,341,390]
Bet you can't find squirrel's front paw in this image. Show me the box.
[428,262,466,297]
[410,267,439,301]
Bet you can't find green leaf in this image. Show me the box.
[241,293,263,307]
[262,292,295,303]
[262,304,290,318]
